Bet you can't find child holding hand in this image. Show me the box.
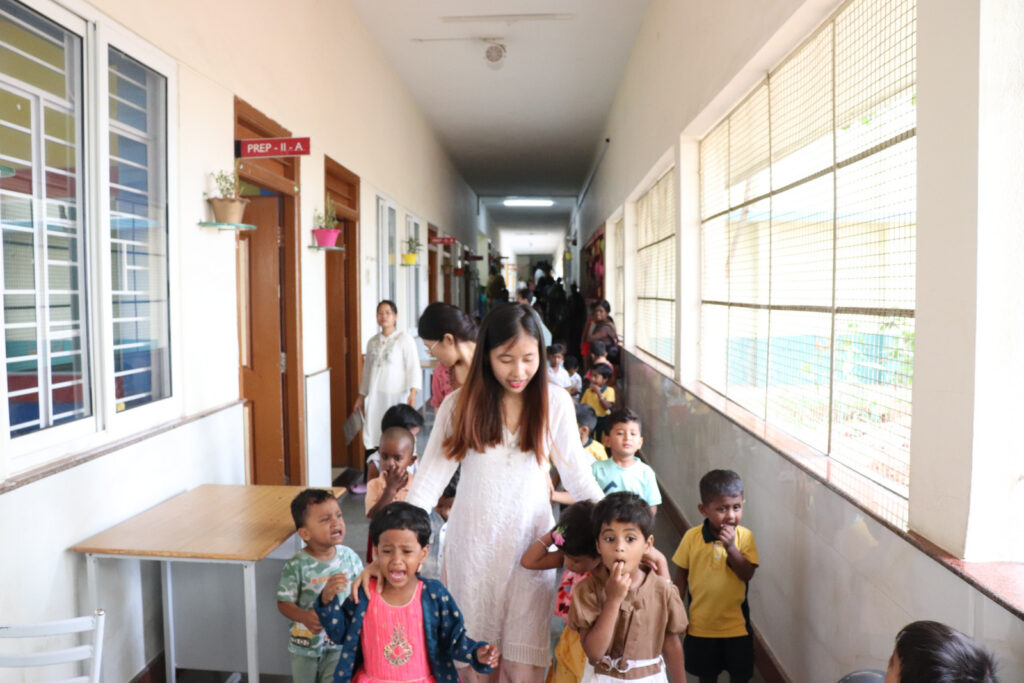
[277,489,363,683]
[570,492,687,682]
[316,502,499,682]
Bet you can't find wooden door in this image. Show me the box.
[240,196,286,483]
[325,157,361,469]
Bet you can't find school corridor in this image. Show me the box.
[1,0,1022,681]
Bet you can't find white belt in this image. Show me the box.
[596,654,664,673]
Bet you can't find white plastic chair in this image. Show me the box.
[0,609,105,682]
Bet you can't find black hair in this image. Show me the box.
[547,343,565,356]
[289,488,337,529]
[606,408,640,432]
[894,621,999,683]
[563,355,579,370]
[590,364,613,380]
[516,288,531,302]
[590,340,607,357]
[594,491,654,538]
[418,301,478,343]
[377,299,397,315]
[591,300,611,314]
[441,468,460,500]
[699,469,745,505]
[379,426,415,453]
[575,403,598,432]
[369,501,432,547]
[557,501,600,558]
[381,403,425,432]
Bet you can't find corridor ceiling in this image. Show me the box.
[349,0,651,203]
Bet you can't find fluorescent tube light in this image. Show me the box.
[503,198,554,207]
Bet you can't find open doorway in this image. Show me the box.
[235,97,306,485]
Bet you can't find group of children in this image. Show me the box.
[274,346,999,682]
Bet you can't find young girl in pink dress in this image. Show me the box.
[316,502,499,682]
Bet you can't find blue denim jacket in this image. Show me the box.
[314,577,493,682]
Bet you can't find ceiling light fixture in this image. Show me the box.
[485,41,506,69]
[503,198,554,208]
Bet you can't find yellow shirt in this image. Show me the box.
[671,520,758,638]
[583,437,608,461]
[581,385,614,417]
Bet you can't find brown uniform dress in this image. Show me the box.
[569,566,688,680]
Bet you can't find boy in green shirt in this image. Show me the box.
[276,489,363,683]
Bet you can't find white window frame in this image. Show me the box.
[404,211,422,331]
[375,194,397,302]
[1,0,181,477]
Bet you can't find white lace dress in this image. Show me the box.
[406,384,604,668]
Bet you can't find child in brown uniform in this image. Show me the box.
[569,492,687,682]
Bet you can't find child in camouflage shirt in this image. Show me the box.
[277,489,363,683]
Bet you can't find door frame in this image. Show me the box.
[235,96,306,485]
[324,155,362,469]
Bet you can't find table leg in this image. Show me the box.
[243,561,259,682]
[162,561,177,683]
[85,554,98,612]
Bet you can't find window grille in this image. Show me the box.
[635,168,676,366]
[613,216,624,324]
[1,0,89,436]
[699,0,916,496]
[108,47,170,411]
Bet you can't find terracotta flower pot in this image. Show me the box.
[313,228,342,247]
[207,197,249,224]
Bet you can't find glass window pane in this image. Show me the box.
[1,0,89,438]
[108,47,170,409]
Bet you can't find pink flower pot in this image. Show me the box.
[312,228,341,247]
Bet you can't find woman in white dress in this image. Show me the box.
[353,300,421,450]
[360,303,603,682]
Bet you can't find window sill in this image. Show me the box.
[622,350,1024,621]
[0,400,244,497]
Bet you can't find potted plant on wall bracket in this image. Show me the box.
[402,236,423,265]
[205,159,248,224]
[312,196,342,247]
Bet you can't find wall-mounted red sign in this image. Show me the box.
[236,137,311,158]
[429,235,457,245]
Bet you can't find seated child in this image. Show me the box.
[315,502,500,682]
[520,501,603,683]
[885,620,999,683]
[591,409,660,514]
[547,343,573,390]
[366,403,424,481]
[577,404,608,461]
[672,469,759,683]
[581,364,615,441]
[564,355,583,401]
[569,492,687,682]
[587,341,614,377]
[420,469,459,580]
[276,489,364,683]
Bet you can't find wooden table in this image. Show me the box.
[72,485,343,683]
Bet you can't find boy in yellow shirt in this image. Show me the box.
[580,364,614,441]
[672,469,759,683]
[575,404,607,461]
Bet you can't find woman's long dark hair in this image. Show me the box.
[444,303,549,464]
[418,302,477,342]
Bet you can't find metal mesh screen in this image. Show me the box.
[699,0,916,497]
[635,168,676,365]
[613,217,625,322]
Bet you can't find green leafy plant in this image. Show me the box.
[207,159,241,199]
[313,196,339,230]
[404,236,423,253]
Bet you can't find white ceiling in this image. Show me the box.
[348,0,651,201]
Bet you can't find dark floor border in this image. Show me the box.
[660,485,792,683]
[0,400,245,497]
[129,652,166,683]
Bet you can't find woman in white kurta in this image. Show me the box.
[405,303,603,682]
[354,300,421,450]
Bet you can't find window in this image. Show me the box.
[635,168,676,366]
[699,0,916,495]
[376,196,396,301]
[612,216,625,325]
[405,214,421,326]
[0,0,175,471]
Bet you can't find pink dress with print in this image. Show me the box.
[354,580,434,683]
